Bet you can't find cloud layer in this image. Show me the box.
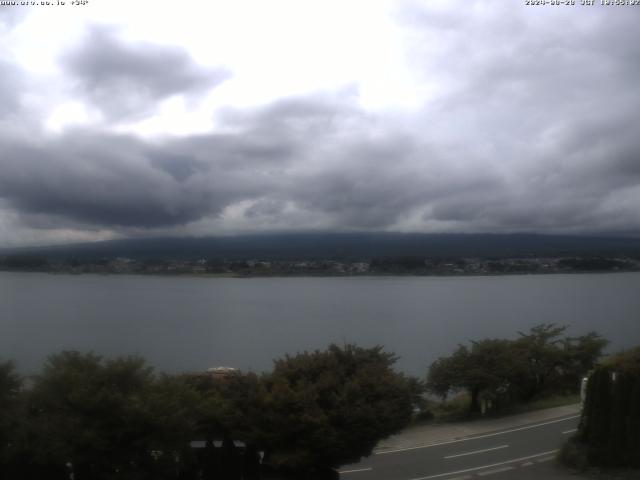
[1,1,639,246]
[61,26,230,121]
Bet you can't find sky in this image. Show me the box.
[0,0,639,247]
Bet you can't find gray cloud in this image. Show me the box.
[0,60,21,118]
[1,76,639,237]
[0,132,229,228]
[0,5,28,31]
[1,2,640,244]
[389,1,640,235]
[61,25,230,120]
[0,93,336,229]
[150,153,207,182]
[0,91,419,231]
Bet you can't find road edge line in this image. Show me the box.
[444,444,509,459]
[376,415,579,455]
[407,449,558,480]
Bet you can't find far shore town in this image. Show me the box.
[1,254,639,277]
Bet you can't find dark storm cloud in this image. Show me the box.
[2,70,639,236]
[0,91,429,231]
[0,133,213,227]
[0,127,275,229]
[215,93,508,230]
[283,139,427,228]
[218,91,452,229]
[61,25,230,120]
[0,5,28,30]
[0,60,22,117]
[390,1,640,235]
[0,92,351,229]
[2,1,640,242]
[150,154,206,182]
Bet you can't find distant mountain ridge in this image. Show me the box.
[3,233,640,261]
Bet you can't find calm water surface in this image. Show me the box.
[1,272,639,376]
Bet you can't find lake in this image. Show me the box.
[1,272,639,377]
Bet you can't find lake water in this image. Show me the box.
[1,272,639,377]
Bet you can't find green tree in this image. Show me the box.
[427,325,608,414]
[577,346,640,468]
[186,370,265,445]
[0,361,22,476]
[184,370,265,479]
[259,344,421,473]
[24,351,165,479]
[143,373,202,476]
[427,340,522,414]
[514,325,607,400]
[558,331,608,392]
[425,348,465,400]
[512,324,569,400]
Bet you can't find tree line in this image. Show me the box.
[426,324,607,414]
[564,346,640,469]
[0,344,420,480]
[0,324,607,479]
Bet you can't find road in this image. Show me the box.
[339,413,580,480]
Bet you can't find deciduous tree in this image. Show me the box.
[427,325,607,414]
[259,344,421,473]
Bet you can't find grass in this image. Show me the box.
[557,438,640,479]
[412,392,472,424]
[414,392,581,425]
[558,435,588,472]
[506,393,581,415]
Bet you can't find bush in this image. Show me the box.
[429,393,472,421]
[426,324,607,415]
[414,409,435,423]
[259,344,422,472]
[578,346,640,469]
[558,436,588,472]
[1,345,423,478]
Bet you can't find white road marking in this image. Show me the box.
[376,415,579,455]
[447,476,472,480]
[444,444,509,459]
[536,456,555,463]
[407,449,558,480]
[562,428,578,434]
[477,466,514,476]
[339,467,373,474]
[521,461,534,466]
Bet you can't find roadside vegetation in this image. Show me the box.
[425,324,607,417]
[0,325,611,479]
[0,344,419,480]
[559,345,640,475]
[419,392,581,424]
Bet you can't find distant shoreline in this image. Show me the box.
[3,250,639,278]
[2,268,639,279]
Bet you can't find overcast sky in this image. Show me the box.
[0,0,639,247]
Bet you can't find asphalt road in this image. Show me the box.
[339,413,580,480]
